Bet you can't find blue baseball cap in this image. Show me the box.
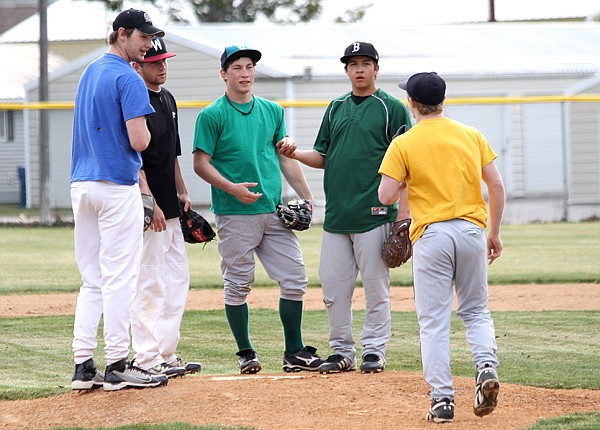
[220,45,262,68]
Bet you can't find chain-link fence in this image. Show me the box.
[1,95,599,225]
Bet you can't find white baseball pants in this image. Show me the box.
[131,218,190,369]
[70,181,143,365]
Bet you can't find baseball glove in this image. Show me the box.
[391,124,408,140]
[276,199,312,231]
[382,218,412,268]
[141,194,154,231]
[179,205,216,244]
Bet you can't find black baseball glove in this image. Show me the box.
[382,218,412,268]
[276,199,312,231]
[179,205,216,244]
[141,194,155,231]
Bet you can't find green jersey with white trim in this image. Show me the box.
[314,88,411,233]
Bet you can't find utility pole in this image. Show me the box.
[489,0,496,22]
[38,0,51,224]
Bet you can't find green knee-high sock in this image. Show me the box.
[225,303,253,352]
[279,298,304,353]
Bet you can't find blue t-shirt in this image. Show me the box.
[70,53,155,185]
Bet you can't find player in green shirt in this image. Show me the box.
[278,42,412,374]
[193,45,324,374]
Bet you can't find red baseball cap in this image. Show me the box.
[143,37,176,63]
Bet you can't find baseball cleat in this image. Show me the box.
[71,358,104,391]
[103,359,168,391]
[144,361,186,378]
[283,345,324,372]
[169,357,202,374]
[318,354,356,374]
[237,349,262,374]
[473,365,500,417]
[360,354,385,373]
[426,397,455,423]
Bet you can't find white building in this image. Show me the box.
[2,0,600,223]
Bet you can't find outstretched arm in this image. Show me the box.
[278,152,314,202]
[276,136,325,169]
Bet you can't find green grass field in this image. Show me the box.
[1,222,599,294]
[0,223,599,430]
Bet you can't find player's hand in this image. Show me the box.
[150,205,167,232]
[178,193,191,212]
[276,135,297,158]
[232,182,263,204]
[487,234,502,265]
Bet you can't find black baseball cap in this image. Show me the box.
[340,41,379,64]
[398,72,446,106]
[220,45,262,68]
[112,8,165,37]
[142,37,176,63]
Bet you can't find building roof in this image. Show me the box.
[0,0,172,43]
[0,43,65,101]
[167,22,600,79]
[2,0,600,101]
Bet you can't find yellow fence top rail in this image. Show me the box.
[1,95,600,110]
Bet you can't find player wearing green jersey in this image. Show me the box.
[278,42,412,374]
[193,45,324,374]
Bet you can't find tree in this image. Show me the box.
[334,3,373,24]
[79,0,369,24]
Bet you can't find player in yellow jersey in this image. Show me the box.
[378,72,505,423]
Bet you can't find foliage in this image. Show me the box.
[77,0,373,24]
[191,0,322,24]
[334,2,373,24]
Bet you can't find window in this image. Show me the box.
[0,111,14,142]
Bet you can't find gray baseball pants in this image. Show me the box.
[413,219,498,400]
[318,224,391,362]
[216,213,308,305]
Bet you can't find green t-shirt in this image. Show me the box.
[193,95,286,215]
[314,89,412,233]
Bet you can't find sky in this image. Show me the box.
[316,0,600,25]
[2,0,600,43]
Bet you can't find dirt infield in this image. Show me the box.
[0,283,599,430]
[1,283,598,317]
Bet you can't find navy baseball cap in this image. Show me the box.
[340,41,379,64]
[112,8,165,37]
[143,37,176,63]
[220,45,262,68]
[399,72,446,106]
